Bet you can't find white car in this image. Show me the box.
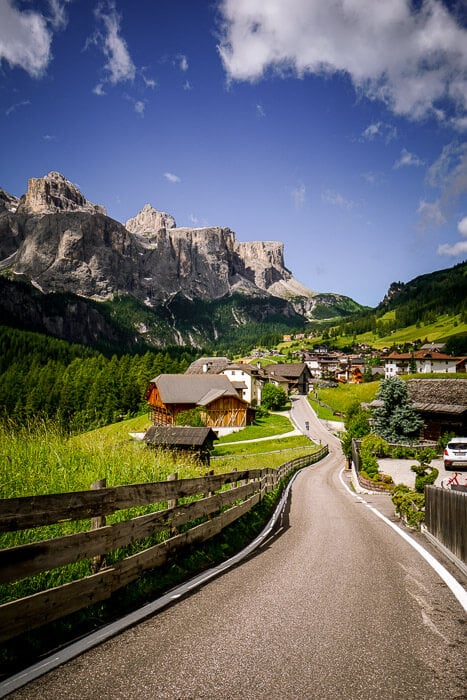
[443,437,467,470]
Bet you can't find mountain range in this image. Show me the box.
[0,172,364,351]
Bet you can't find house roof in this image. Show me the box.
[385,350,460,361]
[407,378,467,414]
[263,362,309,379]
[185,357,231,374]
[222,363,264,377]
[367,378,467,415]
[144,426,217,447]
[149,374,245,405]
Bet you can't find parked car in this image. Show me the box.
[443,437,467,469]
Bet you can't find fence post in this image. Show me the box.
[167,472,178,509]
[167,472,179,536]
[231,467,238,490]
[205,469,214,519]
[91,478,106,573]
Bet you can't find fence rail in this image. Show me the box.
[424,485,467,565]
[0,447,328,642]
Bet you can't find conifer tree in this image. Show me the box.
[372,377,424,443]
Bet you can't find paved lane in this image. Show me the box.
[10,399,467,699]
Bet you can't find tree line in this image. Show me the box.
[0,327,195,432]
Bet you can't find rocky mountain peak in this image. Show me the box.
[0,189,19,213]
[125,204,176,236]
[16,171,106,216]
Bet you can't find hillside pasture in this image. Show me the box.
[314,382,380,416]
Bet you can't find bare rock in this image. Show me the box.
[0,189,19,213]
[125,204,176,235]
[16,172,106,216]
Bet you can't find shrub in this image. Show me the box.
[437,431,455,450]
[360,434,389,458]
[261,384,288,410]
[410,447,439,493]
[359,450,379,478]
[392,484,425,528]
[391,445,416,459]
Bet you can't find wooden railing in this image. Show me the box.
[0,447,328,642]
[424,485,467,565]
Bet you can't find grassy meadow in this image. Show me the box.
[0,411,318,608]
[0,411,310,500]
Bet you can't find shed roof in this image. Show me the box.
[144,426,217,447]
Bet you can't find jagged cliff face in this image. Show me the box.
[0,172,317,309]
[17,172,106,216]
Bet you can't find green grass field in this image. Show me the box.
[0,411,310,499]
[315,382,380,415]
[0,412,318,607]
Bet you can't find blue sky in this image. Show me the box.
[1,0,466,307]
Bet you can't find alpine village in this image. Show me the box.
[0,172,466,679]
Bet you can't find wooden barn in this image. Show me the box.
[144,426,217,464]
[144,374,248,430]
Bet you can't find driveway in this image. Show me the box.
[378,457,448,489]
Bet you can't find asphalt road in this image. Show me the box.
[8,398,467,699]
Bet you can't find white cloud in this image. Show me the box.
[0,0,52,77]
[178,54,189,72]
[427,142,467,195]
[256,103,265,118]
[437,240,467,256]
[292,183,306,207]
[143,76,157,89]
[458,216,467,237]
[417,142,467,233]
[394,148,424,169]
[218,0,467,125]
[361,121,397,143]
[48,0,71,31]
[134,100,145,115]
[417,199,446,227]
[164,172,181,184]
[183,80,192,91]
[94,1,135,85]
[5,99,30,116]
[93,83,106,96]
[322,189,354,209]
[437,215,467,257]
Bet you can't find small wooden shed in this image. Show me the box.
[144,426,218,464]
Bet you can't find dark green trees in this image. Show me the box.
[372,377,424,443]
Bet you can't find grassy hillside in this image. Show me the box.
[334,312,467,350]
[310,382,380,419]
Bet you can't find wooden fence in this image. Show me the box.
[0,447,328,643]
[424,485,467,565]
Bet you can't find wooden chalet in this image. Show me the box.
[144,426,217,464]
[144,374,248,430]
[263,363,311,394]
